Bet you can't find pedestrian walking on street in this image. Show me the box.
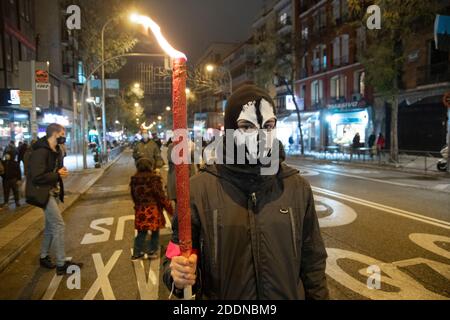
[25,123,83,275]
[3,141,17,161]
[376,133,386,158]
[17,141,27,166]
[162,84,329,300]
[351,132,361,160]
[368,132,376,159]
[133,129,164,170]
[166,138,176,202]
[153,133,163,149]
[22,139,36,177]
[1,153,21,208]
[130,158,173,260]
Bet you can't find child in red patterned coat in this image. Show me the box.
[130,158,173,260]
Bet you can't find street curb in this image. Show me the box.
[288,157,450,195]
[291,156,450,177]
[0,152,124,274]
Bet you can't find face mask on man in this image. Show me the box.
[233,99,277,163]
[57,136,66,145]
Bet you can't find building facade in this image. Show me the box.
[34,0,82,152]
[0,0,83,151]
[222,39,255,93]
[192,42,238,136]
[293,0,374,151]
[0,0,36,147]
[388,5,450,152]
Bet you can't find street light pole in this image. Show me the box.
[101,17,116,164]
[80,53,166,169]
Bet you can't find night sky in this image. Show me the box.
[140,0,264,62]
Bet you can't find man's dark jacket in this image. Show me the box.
[2,160,21,181]
[162,163,329,300]
[26,137,64,208]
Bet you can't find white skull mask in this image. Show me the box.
[234,98,277,162]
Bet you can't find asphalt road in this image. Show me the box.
[0,151,448,300]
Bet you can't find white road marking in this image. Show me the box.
[289,163,441,190]
[435,184,450,191]
[83,250,122,300]
[409,233,450,259]
[392,258,450,280]
[131,249,160,300]
[312,186,450,230]
[299,169,320,177]
[86,184,129,194]
[326,248,448,300]
[81,218,114,245]
[314,195,358,228]
[41,257,72,300]
[115,215,135,241]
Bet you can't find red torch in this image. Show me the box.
[130,14,192,299]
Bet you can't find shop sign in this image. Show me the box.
[8,90,21,105]
[20,91,32,109]
[42,114,70,126]
[286,96,304,111]
[327,99,367,110]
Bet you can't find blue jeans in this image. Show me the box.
[133,230,160,256]
[40,196,66,267]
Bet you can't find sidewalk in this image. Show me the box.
[288,150,448,176]
[287,156,450,194]
[0,152,124,273]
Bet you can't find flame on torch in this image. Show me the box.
[130,13,187,61]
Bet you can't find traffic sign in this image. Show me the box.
[35,69,50,90]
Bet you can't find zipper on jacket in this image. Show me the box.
[251,192,257,208]
[288,207,298,258]
[248,195,263,299]
[212,209,218,264]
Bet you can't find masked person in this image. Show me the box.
[26,123,83,275]
[1,153,21,208]
[133,129,164,170]
[162,84,329,300]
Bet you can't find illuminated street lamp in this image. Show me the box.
[158,116,162,121]
[205,63,233,95]
[166,106,171,111]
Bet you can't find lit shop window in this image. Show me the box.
[311,80,323,104]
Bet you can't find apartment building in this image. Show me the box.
[0,0,36,146]
[293,0,374,151]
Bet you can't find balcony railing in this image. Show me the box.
[312,59,328,74]
[416,62,450,86]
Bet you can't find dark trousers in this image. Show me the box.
[133,230,160,256]
[3,178,19,205]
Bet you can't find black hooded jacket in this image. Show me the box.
[25,137,65,208]
[162,161,329,300]
[163,84,328,299]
